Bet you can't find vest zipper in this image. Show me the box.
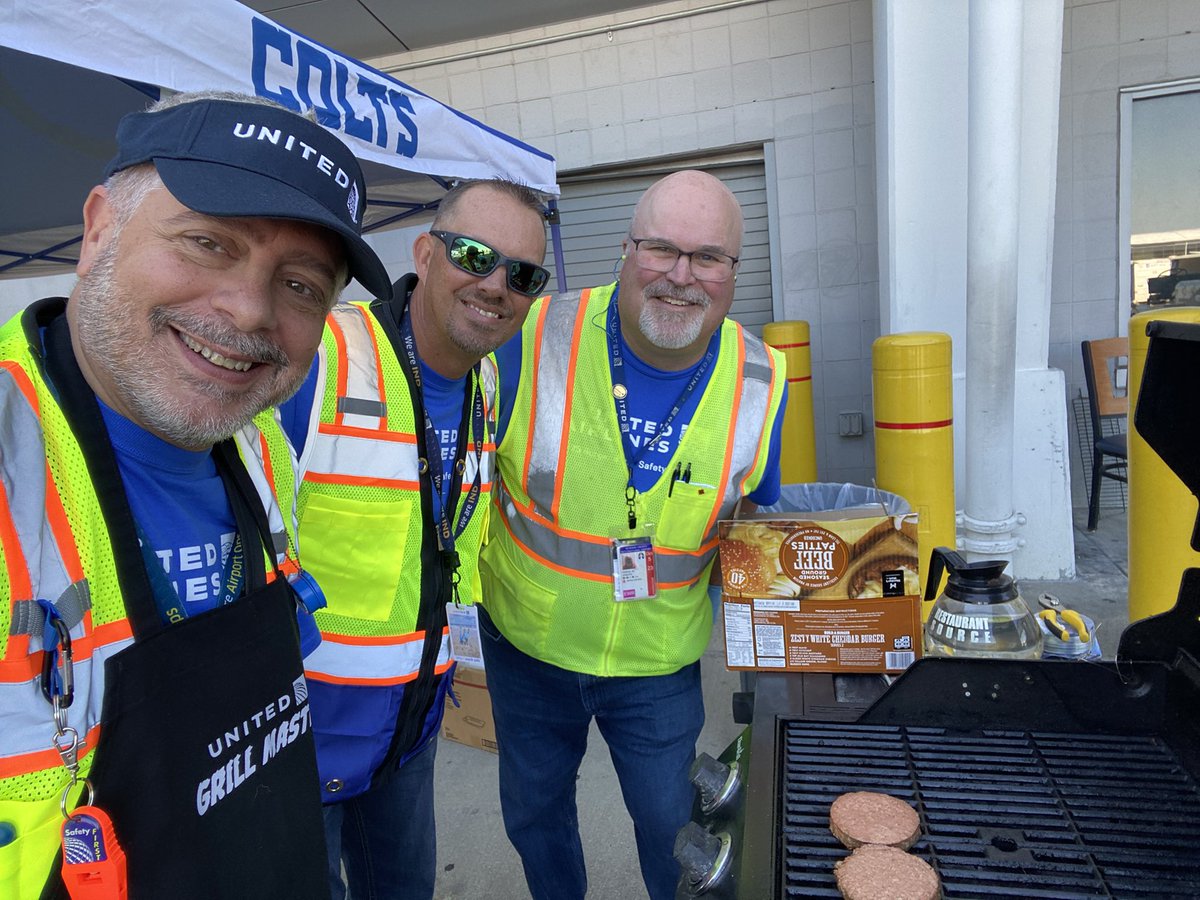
[602,598,624,677]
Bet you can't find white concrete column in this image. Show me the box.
[962,0,1024,560]
[873,0,968,342]
[873,0,1073,576]
[1011,0,1075,578]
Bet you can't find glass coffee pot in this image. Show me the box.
[923,547,1043,660]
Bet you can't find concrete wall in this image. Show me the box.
[369,0,880,486]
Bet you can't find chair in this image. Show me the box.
[1081,337,1129,531]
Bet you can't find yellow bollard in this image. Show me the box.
[1127,308,1200,622]
[763,321,818,484]
[872,332,957,620]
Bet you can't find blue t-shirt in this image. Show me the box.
[412,362,469,528]
[493,295,785,504]
[101,402,319,654]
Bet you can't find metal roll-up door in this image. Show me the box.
[553,155,772,335]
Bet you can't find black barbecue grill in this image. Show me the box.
[677,321,1200,899]
[776,723,1200,897]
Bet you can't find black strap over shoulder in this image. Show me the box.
[211,438,274,590]
[42,308,161,638]
[39,304,275,638]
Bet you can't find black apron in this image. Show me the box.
[37,307,327,899]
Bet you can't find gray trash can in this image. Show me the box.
[759,482,910,517]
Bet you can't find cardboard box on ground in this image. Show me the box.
[441,664,497,753]
[718,484,922,674]
[441,604,497,753]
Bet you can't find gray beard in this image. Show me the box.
[637,280,709,350]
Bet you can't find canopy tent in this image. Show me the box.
[0,0,562,288]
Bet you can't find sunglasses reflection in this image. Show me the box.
[431,230,550,297]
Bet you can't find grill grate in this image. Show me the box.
[779,721,1200,898]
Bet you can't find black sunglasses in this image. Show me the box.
[430,230,550,298]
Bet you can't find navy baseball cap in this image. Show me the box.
[105,98,392,301]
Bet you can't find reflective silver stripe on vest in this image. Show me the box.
[233,420,294,567]
[329,305,386,431]
[479,355,499,437]
[717,336,776,516]
[306,306,494,488]
[495,478,711,584]
[0,636,133,759]
[311,308,419,482]
[305,629,451,683]
[0,373,77,622]
[309,428,422,483]
[525,295,576,516]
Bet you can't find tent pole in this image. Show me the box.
[547,200,568,293]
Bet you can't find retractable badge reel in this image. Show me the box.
[290,569,327,614]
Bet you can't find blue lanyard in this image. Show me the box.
[396,306,486,591]
[136,522,244,623]
[606,296,714,528]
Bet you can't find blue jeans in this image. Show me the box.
[478,607,704,900]
[324,734,438,900]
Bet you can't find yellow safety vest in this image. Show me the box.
[0,304,300,900]
[481,284,785,677]
[296,302,495,687]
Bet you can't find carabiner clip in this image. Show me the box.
[39,608,74,710]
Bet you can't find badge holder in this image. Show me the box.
[610,522,659,602]
[446,602,485,667]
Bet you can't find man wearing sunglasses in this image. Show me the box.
[479,170,787,900]
[278,178,549,900]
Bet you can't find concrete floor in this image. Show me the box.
[430,506,1133,900]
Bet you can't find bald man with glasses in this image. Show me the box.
[479,170,788,900]
[278,178,549,900]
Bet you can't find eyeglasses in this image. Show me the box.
[430,230,550,298]
[628,237,739,283]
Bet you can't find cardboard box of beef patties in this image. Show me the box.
[718,505,922,673]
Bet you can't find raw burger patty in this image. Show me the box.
[829,791,920,850]
[835,844,940,900]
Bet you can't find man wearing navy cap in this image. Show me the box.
[0,90,389,900]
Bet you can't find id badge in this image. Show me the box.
[610,526,658,602]
[446,602,484,667]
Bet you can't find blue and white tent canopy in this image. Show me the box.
[0,0,559,281]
